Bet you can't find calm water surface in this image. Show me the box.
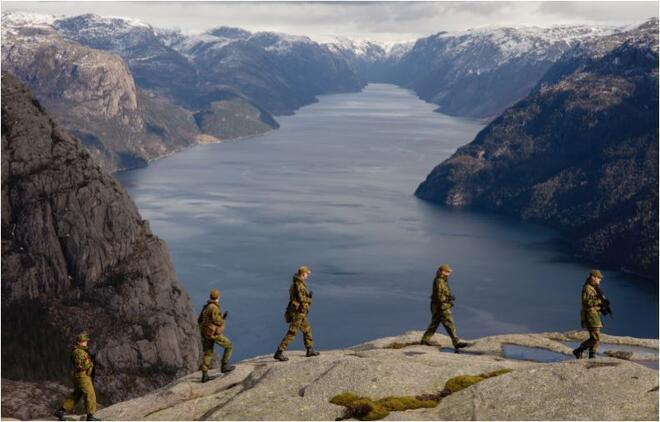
[117,84,659,361]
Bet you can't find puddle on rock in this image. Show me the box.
[635,360,659,370]
[501,344,572,363]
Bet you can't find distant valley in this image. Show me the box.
[0,12,631,172]
[2,12,657,276]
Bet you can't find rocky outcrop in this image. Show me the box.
[1,73,201,404]
[0,380,73,420]
[0,14,205,172]
[29,330,654,421]
[416,19,659,277]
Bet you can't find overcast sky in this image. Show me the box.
[3,1,658,42]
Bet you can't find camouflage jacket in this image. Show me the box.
[581,282,603,328]
[198,301,225,338]
[71,344,93,376]
[431,275,453,308]
[286,276,312,315]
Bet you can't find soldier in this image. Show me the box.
[274,266,319,361]
[198,289,235,382]
[420,264,469,352]
[54,332,100,421]
[573,269,606,359]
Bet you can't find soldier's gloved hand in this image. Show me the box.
[223,311,228,319]
[308,291,313,299]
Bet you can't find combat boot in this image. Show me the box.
[306,347,320,357]
[420,339,433,346]
[454,340,470,349]
[221,363,236,373]
[201,370,213,383]
[588,351,596,359]
[87,414,100,421]
[572,347,584,359]
[274,350,289,361]
[54,408,66,421]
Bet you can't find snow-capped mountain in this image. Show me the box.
[1,12,364,170]
[325,38,414,82]
[41,14,365,114]
[392,24,619,118]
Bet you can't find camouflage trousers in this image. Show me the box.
[62,374,96,415]
[422,307,459,345]
[578,327,601,354]
[200,334,233,371]
[277,312,313,352]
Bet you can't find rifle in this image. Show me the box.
[89,352,97,380]
[595,286,613,318]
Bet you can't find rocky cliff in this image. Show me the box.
[9,330,654,420]
[416,19,659,278]
[1,73,201,404]
[0,13,206,172]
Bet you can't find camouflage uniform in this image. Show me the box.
[277,275,314,352]
[421,272,461,346]
[578,280,604,355]
[61,343,96,415]
[198,300,233,370]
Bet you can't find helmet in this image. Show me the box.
[210,289,221,300]
[297,266,311,275]
[438,264,453,273]
[589,269,603,279]
[76,332,90,343]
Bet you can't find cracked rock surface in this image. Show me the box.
[92,330,658,421]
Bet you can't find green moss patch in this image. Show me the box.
[331,369,512,420]
[331,392,439,421]
[444,369,512,394]
[330,392,361,407]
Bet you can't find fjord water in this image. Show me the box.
[117,84,658,361]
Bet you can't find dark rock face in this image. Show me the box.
[416,20,659,278]
[1,72,201,403]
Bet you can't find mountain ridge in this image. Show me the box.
[415,18,659,278]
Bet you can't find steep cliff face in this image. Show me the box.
[416,20,659,278]
[1,72,201,403]
[1,15,200,172]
